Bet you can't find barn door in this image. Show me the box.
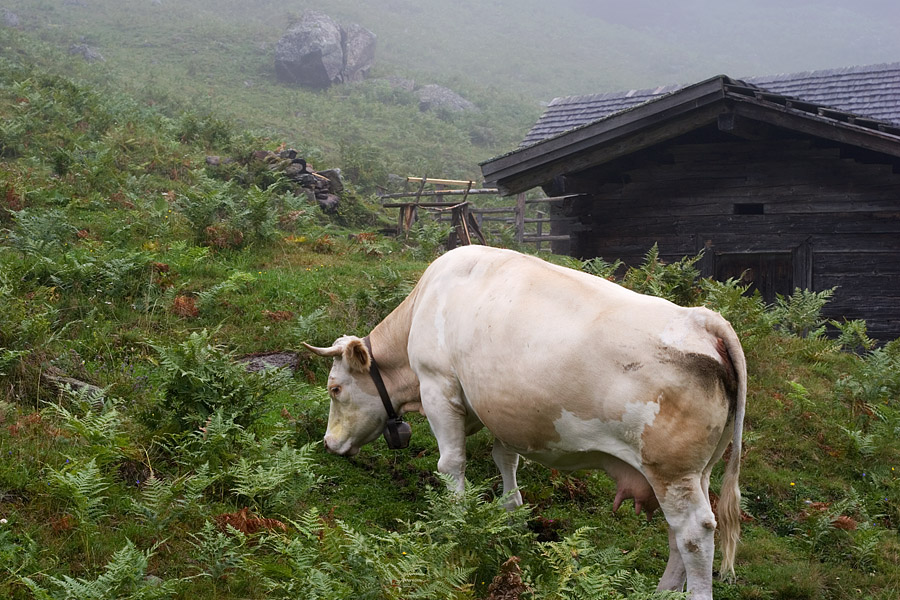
[714,252,794,304]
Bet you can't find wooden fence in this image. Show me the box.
[378,177,582,251]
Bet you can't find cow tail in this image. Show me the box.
[714,319,746,582]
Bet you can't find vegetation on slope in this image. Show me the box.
[1,14,900,600]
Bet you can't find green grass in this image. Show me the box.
[2,16,900,600]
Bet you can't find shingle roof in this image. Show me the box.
[522,62,900,146]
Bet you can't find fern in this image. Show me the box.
[189,521,254,582]
[839,426,877,457]
[772,287,835,338]
[262,514,367,599]
[831,318,875,352]
[196,271,256,311]
[128,464,213,534]
[580,256,624,280]
[21,540,179,599]
[42,388,125,467]
[153,329,288,431]
[229,442,320,513]
[46,458,110,526]
[620,244,703,306]
[292,307,328,343]
[529,528,687,600]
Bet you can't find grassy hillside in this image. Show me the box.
[1,10,900,600]
[5,0,898,194]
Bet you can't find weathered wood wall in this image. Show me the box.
[553,131,900,339]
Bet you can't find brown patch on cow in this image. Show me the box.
[621,361,643,372]
[640,368,731,497]
[715,337,739,406]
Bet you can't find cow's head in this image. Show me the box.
[303,336,388,456]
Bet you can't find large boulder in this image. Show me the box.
[275,12,376,88]
[275,12,345,88]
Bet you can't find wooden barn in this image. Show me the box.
[480,63,900,340]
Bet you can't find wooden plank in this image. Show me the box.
[515,192,526,243]
[471,207,517,214]
[522,235,571,242]
[379,188,499,200]
[406,177,476,186]
[383,201,467,208]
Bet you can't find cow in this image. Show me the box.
[305,245,746,599]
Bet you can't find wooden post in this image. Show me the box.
[536,210,545,251]
[515,193,526,243]
[467,211,486,245]
[451,203,472,247]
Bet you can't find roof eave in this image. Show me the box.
[482,77,900,196]
[481,76,730,195]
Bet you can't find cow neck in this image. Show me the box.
[362,336,412,450]
[362,336,400,421]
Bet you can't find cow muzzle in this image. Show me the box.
[323,435,359,457]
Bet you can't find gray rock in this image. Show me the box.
[341,23,376,83]
[275,12,376,88]
[69,43,105,62]
[416,84,477,113]
[317,168,344,193]
[275,12,345,88]
[237,351,300,373]
[315,192,340,213]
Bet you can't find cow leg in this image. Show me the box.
[655,477,716,600]
[491,440,523,509]
[420,378,468,493]
[657,527,687,591]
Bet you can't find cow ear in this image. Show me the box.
[302,342,343,358]
[343,338,371,373]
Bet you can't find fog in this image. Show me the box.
[359,0,900,97]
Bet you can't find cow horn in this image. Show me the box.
[302,342,343,358]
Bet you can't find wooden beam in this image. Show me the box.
[729,99,900,159]
[522,235,571,242]
[406,177,476,187]
[379,188,499,200]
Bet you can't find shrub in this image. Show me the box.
[22,540,181,600]
[152,329,289,432]
[619,244,703,306]
[773,287,836,338]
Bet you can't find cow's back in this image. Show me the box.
[405,246,734,467]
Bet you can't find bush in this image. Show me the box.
[152,329,289,432]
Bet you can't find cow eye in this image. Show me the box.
[329,385,342,397]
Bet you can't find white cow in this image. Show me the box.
[306,245,746,599]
